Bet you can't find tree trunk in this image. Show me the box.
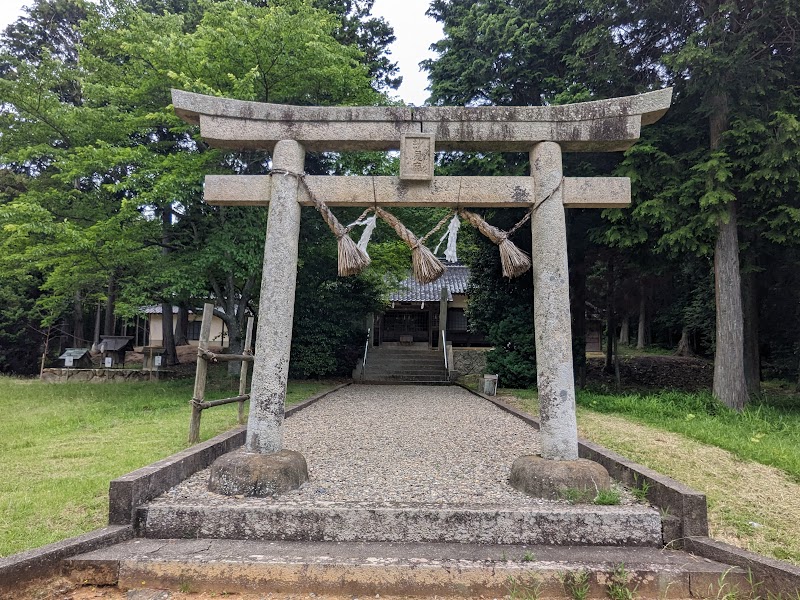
[58,317,69,356]
[92,302,101,352]
[103,276,116,337]
[796,352,800,393]
[605,259,615,374]
[741,267,761,396]
[710,92,748,411]
[569,241,587,388]
[174,305,189,346]
[713,203,748,410]
[676,326,694,356]
[636,288,646,350]
[39,326,51,378]
[226,318,243,377]
[619,315,630,346]
[72,290,84,347]
[161,206,178,366]
[161,304,178,366]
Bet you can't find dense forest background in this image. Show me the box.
[1,0,798,411]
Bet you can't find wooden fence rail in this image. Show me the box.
[188,303,254,444]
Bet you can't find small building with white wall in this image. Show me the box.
[143,306,230,348]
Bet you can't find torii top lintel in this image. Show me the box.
[172,88,672,153]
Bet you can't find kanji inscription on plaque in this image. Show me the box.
[400,134,435,181]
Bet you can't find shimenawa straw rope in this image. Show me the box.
[270,169,371,276]
[375,208,455,283]
[458,178,564,278]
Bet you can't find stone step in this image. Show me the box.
[366,360,445,367]
[361,379,451,386]
[362,376,450,383]
[364,370,448,378]
[65,538,749,598]
[367,352,444,362]
[134,503,663,546]
[363,370,449,381]
[367,358,445,366]
[368,359,443,365]
[360,381,451,387]
[369,348,442,353]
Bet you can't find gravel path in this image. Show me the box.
[153,385,590,509]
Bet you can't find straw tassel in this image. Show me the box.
[459,209,532,278]
[310,198,371,276]
[272,169,371,276]
[497,238,532,278]
[375,207,445,283]
[336,233,371,276]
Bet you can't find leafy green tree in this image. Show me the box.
[313,0,401,91]
[1,0,395,374]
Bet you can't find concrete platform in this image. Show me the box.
[135,502,663,546]
[66,538,750,598]
[135,386,663,548]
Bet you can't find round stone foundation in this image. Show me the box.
[208,449,308,497]
[509,454,611,500]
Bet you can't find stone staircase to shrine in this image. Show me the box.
[359,345,450,384]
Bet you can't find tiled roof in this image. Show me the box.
[141,305,180,314]
[390,263,470,303]
[99,336,133,351]
[141,305,243,315]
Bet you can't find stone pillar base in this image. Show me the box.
[208,450,308,497]
[509,455,610,500]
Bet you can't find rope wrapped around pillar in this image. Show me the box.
[375,207,448,283]
[271,169,371,277]
[458,209,532,278]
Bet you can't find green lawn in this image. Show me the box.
[0,372,332,557]
[505,385,800,564]
[508,384,800,482]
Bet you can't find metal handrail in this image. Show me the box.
[442,329,448,373]
[362,328,371,374]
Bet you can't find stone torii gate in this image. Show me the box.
[172,88,672,497]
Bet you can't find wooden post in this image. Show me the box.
[238,316,254,425]
[188,303,214,444]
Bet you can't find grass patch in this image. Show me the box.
[502,387,800,565]
[0,371,333,557]
[593,488,621,505]
[577,389,800,482]
[559,487,594,504]
[505,387,800,482]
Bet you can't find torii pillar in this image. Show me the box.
[531,142,578,461]
[172,88,673,498]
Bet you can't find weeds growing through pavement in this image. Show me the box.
[631,474,651,502]
[606,563,637,600]
[507,574,541,600]
[593,488,622,505]
[559,569,590,600]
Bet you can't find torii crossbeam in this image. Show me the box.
[172,88,672,498]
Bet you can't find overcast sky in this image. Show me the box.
[0,0,442,106]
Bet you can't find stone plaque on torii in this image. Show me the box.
[172,88,672,497]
